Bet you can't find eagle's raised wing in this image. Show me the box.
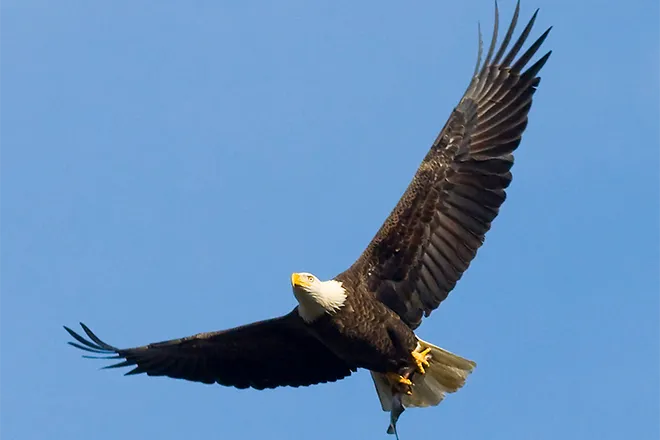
[340,2,551,329]
[64,310,356,390]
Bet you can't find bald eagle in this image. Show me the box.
[65,1,551,435]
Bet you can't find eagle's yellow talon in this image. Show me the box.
[386,372,412,387]
[390,373,412,386]
[412,347,432,374]
[385,372,414,395]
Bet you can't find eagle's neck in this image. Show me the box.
[295,280,347,323]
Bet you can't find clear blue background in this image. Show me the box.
[2,1,658,439]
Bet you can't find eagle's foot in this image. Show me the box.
[386,372,413,395]
[412,347,432,374]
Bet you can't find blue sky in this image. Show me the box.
[2,1,658,439]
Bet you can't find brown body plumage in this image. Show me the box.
[306,272,419,374]
[65,1,551,434]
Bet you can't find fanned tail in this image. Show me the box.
[371,336,476,412]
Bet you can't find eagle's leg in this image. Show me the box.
[411,346,432,374]
[385,372,413,395]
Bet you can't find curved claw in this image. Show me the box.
[412,347,432,374]
[386,372,413,395]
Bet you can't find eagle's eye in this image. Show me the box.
[307,275,314,282]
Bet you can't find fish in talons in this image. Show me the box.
[386,352,432,438]
[387,392,406,440]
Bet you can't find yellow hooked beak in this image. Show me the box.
[291,273,311,288]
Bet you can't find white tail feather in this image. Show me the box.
[371,336,476,411]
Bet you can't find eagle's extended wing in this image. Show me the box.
[339,2,551,329]
[64,310,356,390]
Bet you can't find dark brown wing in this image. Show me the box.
[64,310,356,390]
[339,2,552,329]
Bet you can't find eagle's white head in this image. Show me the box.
[290,272,347,323]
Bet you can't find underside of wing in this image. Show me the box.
[64,310,357,390]
[341,1,552,329]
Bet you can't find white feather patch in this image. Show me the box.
[295,279,347,322]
